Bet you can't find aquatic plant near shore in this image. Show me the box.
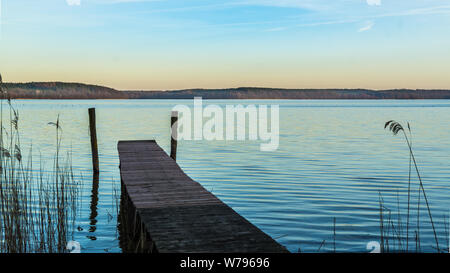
[300,121,447,253]
[383,120,440,252]
[0,74,79,253]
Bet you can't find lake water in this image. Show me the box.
[7,99,450,253]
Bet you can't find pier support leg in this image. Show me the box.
[89,108,100,173]
[170,111,178,161]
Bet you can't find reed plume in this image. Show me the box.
[384,120,439,252]
[0,73,79,253]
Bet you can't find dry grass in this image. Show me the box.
[0,74,80,253]
[381,120,446,252]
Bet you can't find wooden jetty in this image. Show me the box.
[118,140,288,253]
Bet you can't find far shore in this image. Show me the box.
[3,82,450,100]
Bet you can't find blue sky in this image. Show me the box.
[1,0,450,90]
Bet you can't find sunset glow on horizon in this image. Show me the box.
[1,0,450,90]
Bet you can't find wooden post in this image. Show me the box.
[89,108,100,173]
[170,111,178,161]
[89,172,100,233]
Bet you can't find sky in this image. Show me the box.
[0,0,450,90]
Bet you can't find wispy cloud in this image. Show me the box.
[366,0,381,6]
[296,19,357,28]
[376,4,450,17]
[66,0,81,5]
[358,21,374,32]
[239,0,351,11]
[57,0,450,34]
[265,27,286,32]
[90,0,163,4]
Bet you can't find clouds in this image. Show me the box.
[360,0,379,32]
[358,21,374,32]
[66,0,81,5]
[90,0,162,3]
[366,0,381,6]
[57,0,450,34]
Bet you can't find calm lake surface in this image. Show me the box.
[10,99,450,253]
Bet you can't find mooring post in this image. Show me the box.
[89,172,100,233]
[170,111,178,161]
[89,108,100,173]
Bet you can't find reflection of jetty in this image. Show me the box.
[117,140,288,253]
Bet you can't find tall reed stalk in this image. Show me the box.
[383,120,440,252]
[0,74,79,253]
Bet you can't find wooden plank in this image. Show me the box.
[118,140,289,253]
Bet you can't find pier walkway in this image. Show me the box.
[118,140,288,253]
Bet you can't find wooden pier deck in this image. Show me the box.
[118,140,288,253]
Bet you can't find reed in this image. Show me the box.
[312,121,447,253]
[381,120,441,252]
[0,74,79,253]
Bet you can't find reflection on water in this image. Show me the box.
[88,172,100,237]
[7,99,450,253]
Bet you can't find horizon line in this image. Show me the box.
[4,81,450,92]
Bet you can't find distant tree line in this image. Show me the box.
[2,82,450,99]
